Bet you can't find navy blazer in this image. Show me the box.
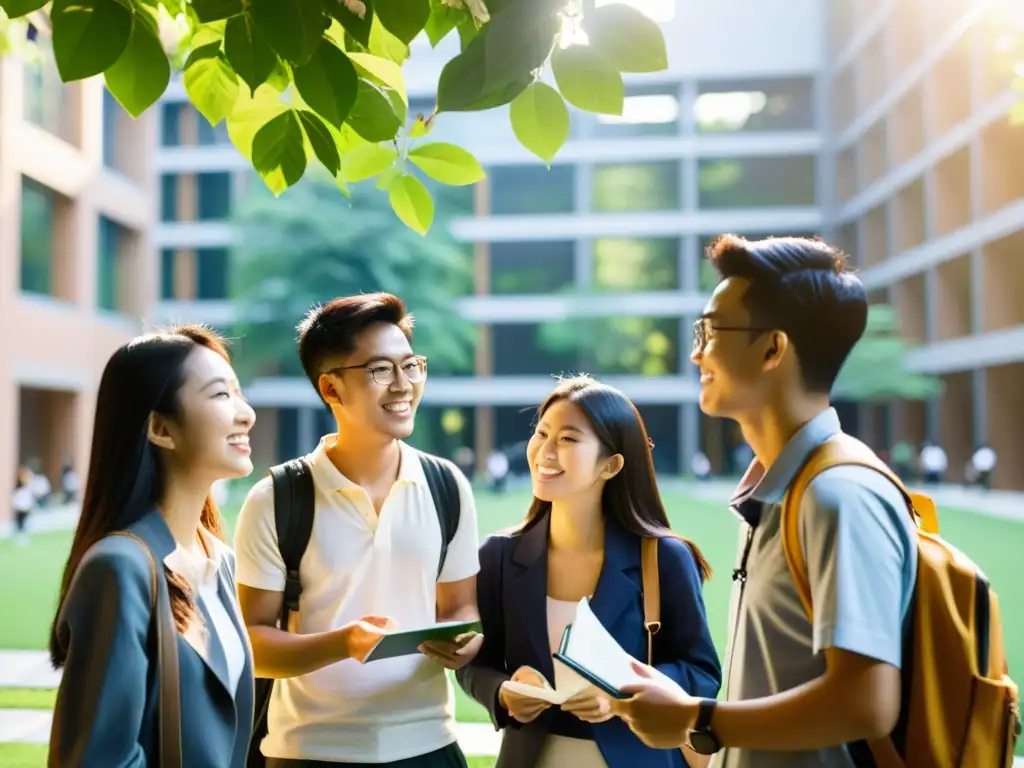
[456,512,722,768]
[49,509,255,768]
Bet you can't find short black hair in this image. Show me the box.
[706,234,867,394]
[297,293,414,398]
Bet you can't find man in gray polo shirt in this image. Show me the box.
[611,235,918,767]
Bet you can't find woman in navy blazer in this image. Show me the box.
[457,375,721,768]
[47,325,257,767]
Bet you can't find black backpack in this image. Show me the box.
[245,449,461,768]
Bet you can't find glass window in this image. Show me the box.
[698,156,817,209]
[491,241,575,294]
[592,162,680,212]
[694,77,815,133]
[591,87,680,138]
[102,89,120,169]
[20,178,55,296]
[23,35,70,141]
[97,216,121,312]
[197,110,230,145]
[493,324,582,375]
[490,165,575,215]
[593,237,679,291]
[161,103,181,146]
[196,248,230,300]
[198,173,232,220]
[161,175,178,221]
[540,316,680,375]
[161,249,176,300]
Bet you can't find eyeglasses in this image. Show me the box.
[692,317,772,353]
[330,356,428,387]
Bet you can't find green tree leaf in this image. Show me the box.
[436,4,558,112]
[184,47,240,125]
[226,84,289,160]
[368,15,409,63]
[551,44,624,115]
[581,2,668,73]
[347,52,407,105]
[224,14,279,94]
[325,0,373,47]
[377,165,402,191]
[408,142,484,186]
[375,0,430,45]
[346,79,402,142]
[297,109,341,175]
[340,142,398,182]
[0,0,48,19]
[509,82,569,164]
[424,0,461,47]
[389,174,434,235]
[252,109,308,193]
[51,0,133,82]
[250,0,324,65]
[103,18,170,118]
[292,39,358,128]
[191,0,243,22]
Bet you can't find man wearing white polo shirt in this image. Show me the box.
[234,293,482,767]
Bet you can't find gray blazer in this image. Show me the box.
[49,508,255,767]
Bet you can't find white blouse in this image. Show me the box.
[164,527,247,694]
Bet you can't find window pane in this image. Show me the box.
[490,165,575,215]
[198,173,232,220]
[20,179,54,296]
[491,241,575,294]
[591,89,680,138]
[592,162,680,212]
[161,249,176,300]
[196,248,230,300]
[161,175,178,221]
[97,217,119,311]
[102,89,119,169]
[694,77,815,133]
[698,156,816,209]
[593,237,679,291]
[197,111,230,145]
[492,324,581,375]
[23,36,70,141]
[540,316,680,375]
[161,103,181,146]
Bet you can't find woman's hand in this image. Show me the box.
[499,667,552,723]
[560,687,614,723]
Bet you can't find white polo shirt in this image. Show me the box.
[233,436,481,763]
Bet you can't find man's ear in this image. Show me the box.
[147,413,175,451]
[319,372,342,405]
[601,453,625,480]
[762,331,789,372]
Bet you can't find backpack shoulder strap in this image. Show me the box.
[780,433,936,620]
[415,450,461,580]
[269,458,316,624]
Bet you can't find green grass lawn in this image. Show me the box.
[2,487,1023,757]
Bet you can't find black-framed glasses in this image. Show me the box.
[692,317,772,353]
[330,356,428,387]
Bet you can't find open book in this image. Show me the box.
[364,620,482,662]
[552,597,649,700]
[499,669,589,705]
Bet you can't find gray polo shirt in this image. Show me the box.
[713,408,917,768]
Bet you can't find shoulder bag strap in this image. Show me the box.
[111,531,182,768]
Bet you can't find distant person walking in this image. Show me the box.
[967,443,996,490]
[12,465,35,546]
[487,449,510,493]
[918,440,947,484]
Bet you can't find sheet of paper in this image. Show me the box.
[500,679,574,705]
[555,598,648,692]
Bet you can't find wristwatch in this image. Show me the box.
[687,698,723,755]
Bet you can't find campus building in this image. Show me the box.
[0,38,159,530]
[827,0,1024,490]
[151,0,1023,489]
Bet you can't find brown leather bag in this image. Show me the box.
[641,537,712,768]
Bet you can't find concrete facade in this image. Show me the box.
[828,0,1024,489]
[0,43,157,528]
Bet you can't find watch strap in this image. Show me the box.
[694,698,717,731]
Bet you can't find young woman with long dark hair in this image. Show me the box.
[47,325,257,767]
[457,375,721,768]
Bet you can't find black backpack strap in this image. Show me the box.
[269,458,316,626]
[416,450,461,580]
